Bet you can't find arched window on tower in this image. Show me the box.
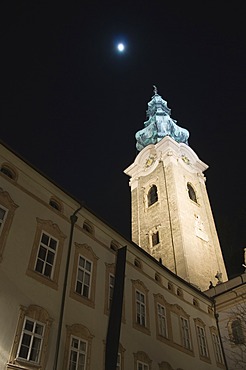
[148,185,158,207]
[187,183,197,203]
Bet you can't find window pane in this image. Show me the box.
[83,285,89,298]
[19,343,29,359]
[35,323,44,335]
[79,256,85,268]
[41,233,49,245]
[76,281,82,294]
[46,250,55,264]
[85,260,91,272]
[38,246,47,260]
[21,333,31,346]
[30,337,41,362]
[25,320,34,332]
[49,238,57,250]
[35,259,44,274]
[44,263,52,277]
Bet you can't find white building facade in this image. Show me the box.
[0,140,226,370]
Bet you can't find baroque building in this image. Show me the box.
[0,88,245,370]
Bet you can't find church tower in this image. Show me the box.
[124,87,228,291]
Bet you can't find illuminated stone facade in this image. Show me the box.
[0,141,226,370]
[125,134,228,292]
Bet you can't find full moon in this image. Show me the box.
[117,43,125,52]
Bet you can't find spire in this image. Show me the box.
[135,87,189,151]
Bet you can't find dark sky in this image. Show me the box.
[1,1,246,278]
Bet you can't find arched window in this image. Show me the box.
[187,183,197,203]
[49,198,62,212]
[134,259,141,269]
[231,319,244,344]
[83,221,94,235]
[177,288,183,298]
[193,298,199,307]
[168,282,174,292]
[155,273,161,283]
[148,185,158,206]
[0,164,17,180]
[110,241,119,252]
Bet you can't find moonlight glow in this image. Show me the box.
[117,43,125,52]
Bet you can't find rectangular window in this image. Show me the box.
[152,231,159,246]
[0,205,7,233]
[17,317,44,363]
[76,256,92,298]
[108,273,115,309]
[157,303,168,338]
[68,336,87,370]
[35,232,58,279]
[136,290,146,326]
[181,317,191,349]
[197,326,208,357]
[212,333,224,364]
[137,361,149,370]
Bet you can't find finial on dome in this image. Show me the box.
[153,85,158,95]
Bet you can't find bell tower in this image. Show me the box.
[124,87,228,291]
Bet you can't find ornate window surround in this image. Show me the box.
[26,218,66,290]
[63,323,93,370]
[70,243,98,308]
[7,305,52,370]
[0,188,18,262]
[132,280,150,335]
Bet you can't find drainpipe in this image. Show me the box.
[213,298,229,370]
[53,204,83,370]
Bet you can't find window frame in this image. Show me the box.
[67,335,87,370]
[157,303,168,339]
[0,204,8,234]
[63,324,93,370]
[180,316,192,350]
[0,189,18,262]
[194,320,209,360]
[154,294,170,344]
[136,290,146,327]
[26,218,66,290]
[75,254,93,299]
[137,360,149,370]
[134,351,151,370]
[34,231,58,280]
[132,280,150,335]
[70,243,98,308]
[210,328,224,365]
[7,305,52,370]
[17,316,45,364]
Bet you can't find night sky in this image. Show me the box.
[1,2,246,278]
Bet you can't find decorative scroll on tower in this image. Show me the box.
[125,87,228,291]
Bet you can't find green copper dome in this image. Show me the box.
[136,86,189,151]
